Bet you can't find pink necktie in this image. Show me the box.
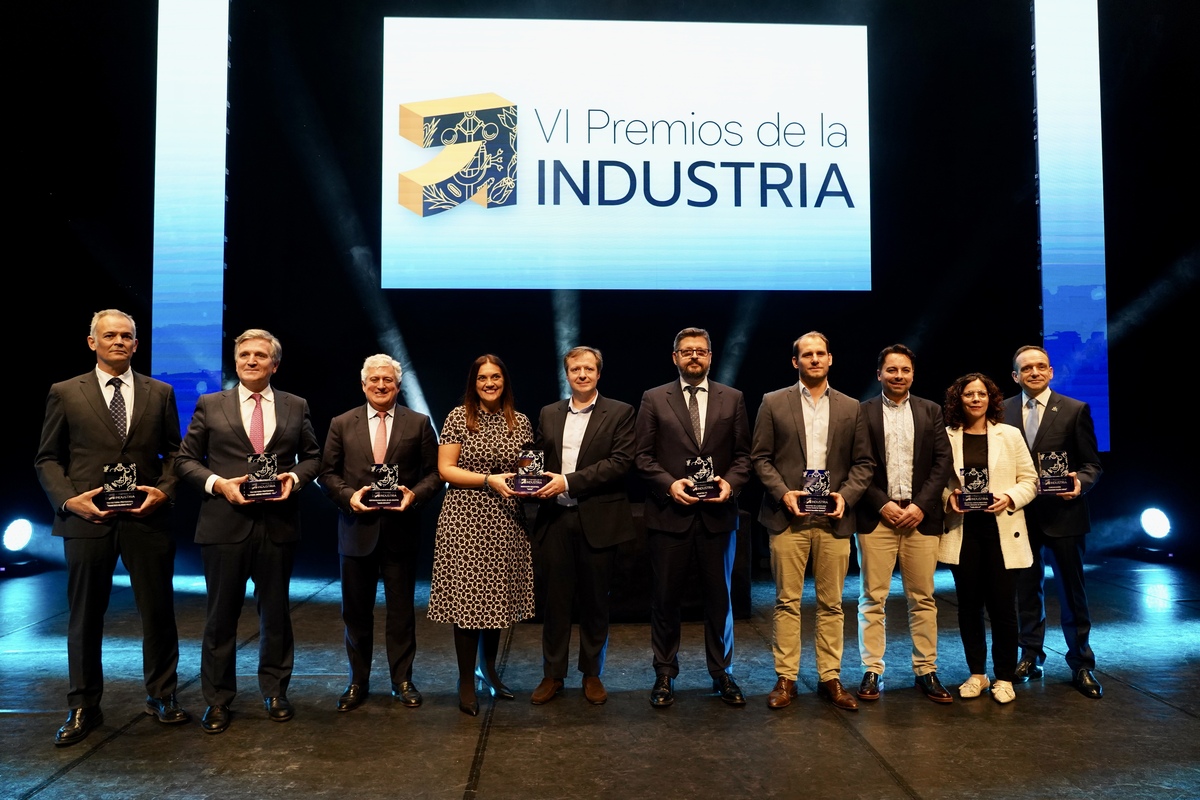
[374,411,389,464]
[249,393,265,453]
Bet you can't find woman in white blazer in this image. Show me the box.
[938,373,1037,704]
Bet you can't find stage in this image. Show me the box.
[3,556,1197,799]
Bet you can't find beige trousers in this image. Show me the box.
[770,520,850,682]
[855,520,940,676]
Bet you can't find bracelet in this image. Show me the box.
[481,474,490,490]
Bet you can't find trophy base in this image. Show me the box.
[514,475,550,494]
[96,490,145,511]
[241,479,283,501]
[365,489,401,508]
[1038,477,1073,494]
[959,492,994,511]
[801,495,836,515]
[689,480,718,500]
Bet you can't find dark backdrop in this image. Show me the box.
[16,0,1197,573]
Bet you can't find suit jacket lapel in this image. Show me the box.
[666,384,699,449]
[786,386,808,462]
[127,372,150,439]
[355,406,376,462]
[1031,391,1059,453]
[577,398,604,462]
[910,398,927,468]
[268,391,292,451]
[221,389,254,453]
[79,373,124,444]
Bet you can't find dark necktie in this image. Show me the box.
[108,377,127,439]
[685,385,703,446]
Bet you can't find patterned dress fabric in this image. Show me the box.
[428,406,535,628]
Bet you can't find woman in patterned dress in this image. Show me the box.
[428,355,535,715]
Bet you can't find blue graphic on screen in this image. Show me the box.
[1034,0,1110,450]
[151,0,229,432]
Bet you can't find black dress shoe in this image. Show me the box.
[458,680,479,716]
[54,707,103,747]
[914,672,954,704]
[649,675,674,708]
[857,671,881,700]
[145,694,191,724]
[1014,658,1044,682]
[712,674,746,706]
[201,704,231,735]
[475,667,515,700]
[264,696,294,722]
[1072,668,1103,699]
[392,681,423,707]
[337,684,369,712]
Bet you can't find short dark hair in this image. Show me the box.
[1012,345,1051,370]
[673,327,711,351]
[943,373,1006,429]
[563,346,603,374]
[792,331,830,358]
[876,343,915,371]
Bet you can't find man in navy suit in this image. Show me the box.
[1005,345,1104,698]
[854,344,954,704]
[528,346,635,706]
[177,329,322,733]
[320,354,441,712]
[36,309,188,746]
[752,331,874,711]
[635,327,752,708]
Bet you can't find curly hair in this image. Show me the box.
[464,354,518,433]
[943,372,1005,429]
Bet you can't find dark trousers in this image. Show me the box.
[1017,530,1095,671]
[201,525,295,706]
[340,532,419,687]
[951,529,1018,681]
[63,524,180,709]
[648,519,735,679]
[533,505,616,679]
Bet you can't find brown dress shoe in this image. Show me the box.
[767,677,798,709]
[818,678,859,711]
[582,676,607,705]
[531,677,564,705]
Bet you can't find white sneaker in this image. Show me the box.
[991,680,1015,704]
[958,674,991,698]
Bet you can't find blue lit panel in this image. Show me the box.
[1035,1,1110,450]
[151,0,229,432]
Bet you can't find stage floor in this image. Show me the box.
[3,556,1198,799]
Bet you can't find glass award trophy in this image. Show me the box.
[96,462,143,510]
[1037,451,1073,494]
[685,455,718,499]
[801,469,836,514]
[366,464,402,508]
[241,453,283,500]
[958,467,993,510]
[514,449,550,493]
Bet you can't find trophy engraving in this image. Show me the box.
[96,462,144,510]
[241,453,283,500]
[514,449,550,494]
[1037,450,1073,494]
[686,455,718,499]
[365,464,403,508]
[958,467,994,511]
[801,469,836,514]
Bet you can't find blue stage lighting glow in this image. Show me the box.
[1140,508,1170,539]
[3,519,33,552]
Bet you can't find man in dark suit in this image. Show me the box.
[319,354,441,712]
[528,346,635,706]
[35,309,188,746]
[752,331,874,711]
[854,344,954,704]
[634,327,752,708]
[177,329,322,733]
[1005,345,1104,698]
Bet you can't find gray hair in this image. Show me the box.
[360,353,403,382]
[90,309,137,340]
[234,329,282,365]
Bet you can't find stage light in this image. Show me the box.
[1140,508,1170,539]
[3,519,33,552]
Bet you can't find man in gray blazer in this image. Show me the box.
[1005,345,1104,698]
[320,354,441,712]
[752,331,874,711]
[36,309,188,746]
[528,346,635,706]
[177,329,322,733]
[855,344,954,704]
[635,327,752,709]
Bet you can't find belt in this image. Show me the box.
[893,499,911,508]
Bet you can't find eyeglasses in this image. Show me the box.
[676,349,711,357]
